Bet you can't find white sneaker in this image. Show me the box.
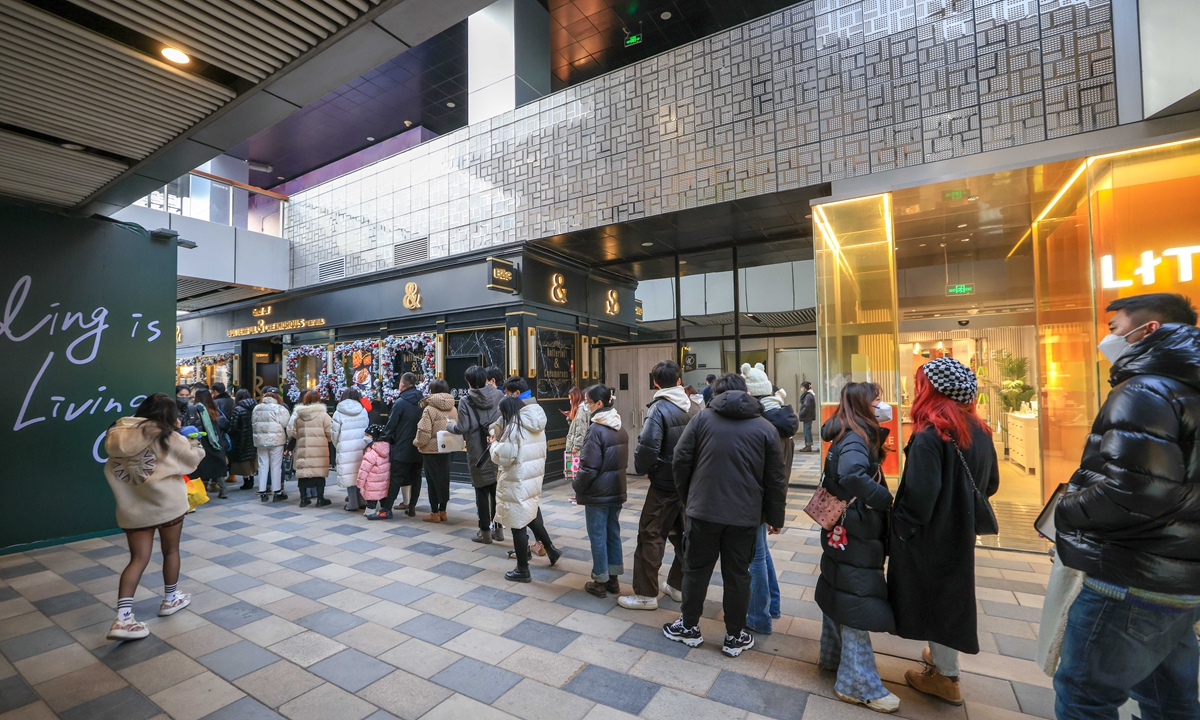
[835,690,901,714]
[106,617,149,641]
[618,595,659,610]
[158,593,191,616]
[660,581,682,602]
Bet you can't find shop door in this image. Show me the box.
[774,349,819,431]
[603,344,675,468]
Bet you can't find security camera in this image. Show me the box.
[957,320,970,327]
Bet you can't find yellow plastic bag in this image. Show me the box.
[186,476,209,511]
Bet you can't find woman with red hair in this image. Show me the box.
[888,357,999,707]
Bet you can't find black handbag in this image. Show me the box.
[951,439,999,536]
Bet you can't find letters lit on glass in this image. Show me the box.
[1101,246,1200,288]
[252,305,272,317]
[227,317,326,338]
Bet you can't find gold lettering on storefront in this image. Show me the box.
[605,289,620,315]
[227,317,326,338]
[252,305,273,317]
[550,273,567,303]
[403,282,422,310]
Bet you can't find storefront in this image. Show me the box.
[177,246,639,481]
[813,135,1200,550]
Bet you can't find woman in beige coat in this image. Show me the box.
[414,379,458,523]
[288,389,333,507]
[103,393,205,641]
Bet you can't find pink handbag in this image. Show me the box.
[804,484,848,531]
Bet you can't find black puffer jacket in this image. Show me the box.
[1056,323,1200,594]
[449,387,502,487]
[814,420,894,633]
[228,397,258,463]
[573,407,628,505]
[384,386,424,467]
[673,390,788,528]
[798,390,817,422]
[633,388,697,494]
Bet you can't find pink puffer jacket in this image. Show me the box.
[356,441,391,500]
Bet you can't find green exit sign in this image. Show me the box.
[946,283,975,296]
[943,189,971,200]
[625,33,642,47]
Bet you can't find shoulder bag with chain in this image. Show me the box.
[950,439,999,535]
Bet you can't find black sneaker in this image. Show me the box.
[260,493,270,503]
[273,492,287,502]
[315,498,332,507]
[662,616,703,648]
[722,630,755,657]
[505,567,531,583]
[299,498,311,508]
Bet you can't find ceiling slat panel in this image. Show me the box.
[0,130,126,206]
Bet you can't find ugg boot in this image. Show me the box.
[492,523,505,541]
[906,662,962,706]
[438,510,448,522]
[423,512,442,523]
[473,530,492,544]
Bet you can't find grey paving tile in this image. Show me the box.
[976,576,1046,596]
[616,622,690,659]
[82,546,126,560]
[272,522,310,534]
[557,546,592,562]
[351,559,405,576]
[370,582,432,606]
[288,578,346,600]
[405,541,452,556]
[707,670,806,720]
[59,685,162,720]
[0,624,75,662]
[563,663,660,715]
[363,712,401,720]
[1013,680,1056,719]
[297,607,368,637]
[207,574,264,595]
[216,509,250,518]
[547,519,585,529]
[199,696,284,720]
[198,640,281,681]
[326,524,368,536]
[210,551,260,568]
[60,565,116,584]
[777,571,818,587]
[385,525,429,538]
[33,589,99,616]
[0,675,38,714]
[458,586,523,611]
[396,614,469,645]
[309,648,394,692]
[779,598,822,621]
[281,556,330,573]
[995,633,1039,661]
[981,600,1042,622]
[267,510,302,519]
[215,521,253,531]
[427,560,483,580]
[94,631,173,671]
[430,657,522,704]
[528,565,567,583]
[339,539,383,553]
[204,601,273,630]
[0,561,45,579]
[214,534,256,548]
[273,536,317,551]
[555,589,616,614]
[0,587,18,602]
[502,618,580,653]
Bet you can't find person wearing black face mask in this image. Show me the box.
[1052,292,1200,720]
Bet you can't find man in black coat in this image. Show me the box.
[1053,293,1200,719]
[663,373,787,658]
[371,373,424,520]
[798,381,817,452]
[447,366,503,543]
[619,361,698,611]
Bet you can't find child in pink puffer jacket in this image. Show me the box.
[356,425,391,516]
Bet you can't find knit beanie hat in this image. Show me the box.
[921,357,977,404]
[741,363,773,397]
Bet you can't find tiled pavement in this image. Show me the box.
[0,477,1057,720]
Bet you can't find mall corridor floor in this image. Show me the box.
[0,478,1055,720]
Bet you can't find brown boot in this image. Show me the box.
[905,662,962,706]
[423,512,442,523]
[439,510,448,522]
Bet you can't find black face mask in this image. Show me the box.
[176,397,190,414]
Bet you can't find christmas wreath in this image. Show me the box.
[380,333,437,402]
[198,352,235,368]
[329,339,380,400]
[285,345,330,402]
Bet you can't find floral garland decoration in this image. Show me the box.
[285,345,330,403]
[380,332,436,402]
[197,352,235,368]
[329,339,380,401]
[175,355,200,381]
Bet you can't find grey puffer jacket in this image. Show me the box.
[448,386,503,486]
[565,404,591,455]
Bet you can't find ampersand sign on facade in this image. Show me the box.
[550,273,567,304]
[403,282,422,310]
[605,288,620,315]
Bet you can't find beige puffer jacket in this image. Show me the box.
[104,417,205,529]
[287,403,332,478]
[252,396,291,448]
[415,393,458,454]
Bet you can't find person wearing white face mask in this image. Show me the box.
[1052,292,1200,720]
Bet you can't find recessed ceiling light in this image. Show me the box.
[404,120,413,127]
[919,243,926,247]
[957,223,967,228]
[804,214,813,219]
[660,10,671,19]
[161,47,189,64]
[277,176,285,180]
[446,101,456,108]
[641,242,653,247]
[679,260,687,265]
[962,238,970,242]
[967,195,979,202]
[60,143,85,151]
[366,136,375,141]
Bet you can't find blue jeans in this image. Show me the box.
[747,524,781,634]
[1054,585,1200,720]
[819,614,888,702]
[583,504,624,582]
[802,421,813,447]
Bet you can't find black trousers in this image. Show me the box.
[423,454,451,513]
[297,477,326,499]
[384,461,422,510]
[680,517,757,636]
[511,508,554,569]
[475,483,497,531]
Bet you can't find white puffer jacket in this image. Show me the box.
[331,399,370,488]
[252,396,290,448]
[489,403,548,529]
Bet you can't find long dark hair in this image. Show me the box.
[829,382,881,453]
[584,384,613,408]
[134,393,179,450]
[498,395,525,440]
[235,388,253,402]
[194,388,219,421]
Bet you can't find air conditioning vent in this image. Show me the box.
[317,257,346,282]
[394,237,429,267]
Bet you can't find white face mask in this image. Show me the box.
[873,401,893,423]
[1097,322,1150,364]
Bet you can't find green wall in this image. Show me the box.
[0,203,176,550]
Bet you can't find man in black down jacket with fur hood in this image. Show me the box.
[663,373,787,658]
[1053,293,1200,719]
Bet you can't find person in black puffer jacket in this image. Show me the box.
[574,384,629,598]
[1053,293,1200,720]
[371,373,424,520]
[814,382,898,713]
[621,360,697,610]
[227,389,258,489]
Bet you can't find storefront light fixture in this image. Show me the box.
[508,328,520,377]
[161,47,190,64]
[581,336,590,378]
[446,102,456,108]
[527,328,537,379]
[435,334,444,378]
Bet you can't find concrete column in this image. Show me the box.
[468,0,550,125]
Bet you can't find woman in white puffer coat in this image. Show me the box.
[489,395,561,583]
[331,388,370,510]
[251,389,291,502]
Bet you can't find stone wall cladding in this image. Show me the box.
[286,0,1114,288]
